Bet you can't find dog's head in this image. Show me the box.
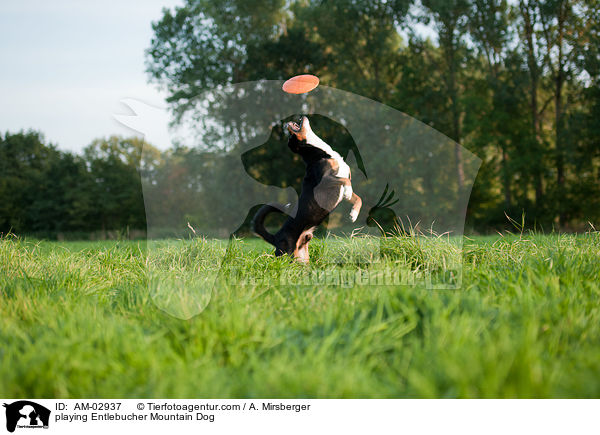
[286,115,310,142]
[285,116,331,158]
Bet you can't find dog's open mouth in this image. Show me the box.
[288,117,304,133]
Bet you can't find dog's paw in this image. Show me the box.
[343,185,353,201]
[349,209,359,222]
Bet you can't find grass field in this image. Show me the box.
[1,232,599,398]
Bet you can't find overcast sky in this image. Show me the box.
[0,0,181,153]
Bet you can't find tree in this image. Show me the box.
[420,0,471,192]
[537,0,586,225]
[297,0,409,101]
[466,0,512,208]
[516,0,549,209]
[83,136,158,232]
[147,0,288,121]
[0,131,62,234]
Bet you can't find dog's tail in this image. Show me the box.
[252,203,286,246]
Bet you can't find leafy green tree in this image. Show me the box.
[147,0,288,121]
[83,136,157,232]
[0,131,64,234]
[416,0,472,194]
[298,0,409,101]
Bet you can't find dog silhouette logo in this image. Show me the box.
[3,401,50,433]
[115,80,482,318]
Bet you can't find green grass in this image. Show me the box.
[0,232,599,398]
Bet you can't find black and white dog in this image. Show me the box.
[253,116,362,262]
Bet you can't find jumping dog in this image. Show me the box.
[253,116,362,262]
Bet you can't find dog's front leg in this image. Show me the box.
[333,175,352,200]
[348,192,362,222]
[332,176,362,222]
[315,175,362,222]
[342,183,353,201]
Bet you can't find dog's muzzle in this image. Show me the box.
[286,116,304,134]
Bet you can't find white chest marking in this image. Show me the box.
[305,129,351,178]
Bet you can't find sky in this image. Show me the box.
[0,0,181,153]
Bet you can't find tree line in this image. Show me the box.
[0,132,148,238]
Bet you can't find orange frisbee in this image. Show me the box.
[282,74,320,94]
